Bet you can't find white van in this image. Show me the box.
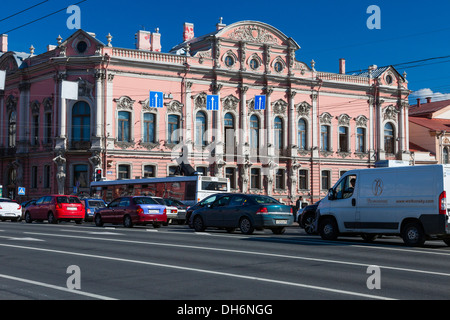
[316,165,450,246]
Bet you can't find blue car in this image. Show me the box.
[190,194,294,235]
[82,198,106,222]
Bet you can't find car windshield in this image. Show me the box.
[133,197,158,205]
[152,198,166,205]
[165,199,185,206]
[251,196,280,204]
[88,200,106,208]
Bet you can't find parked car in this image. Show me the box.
[94,196,167,228]
[297,201,320,234]
[81,198,106,222]
[0,198,22,222]
[186,193,231,227]
[163,198,187,224]
[24,195,84,224]
[190,194,294,235]
[150,197,178,225]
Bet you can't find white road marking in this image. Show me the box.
[23,231,450,278]
[0,242,394,300]
[0,272,117,300]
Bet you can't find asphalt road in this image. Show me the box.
[0,220,450,302]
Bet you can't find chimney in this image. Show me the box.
[183,23,194,42]
[151,28,161,52]
[216,17,226,31]
[426,97,432,104]
[135,30,151,51]
[416,98,421,108]
[0,34,8,53]
[339,58,346,74]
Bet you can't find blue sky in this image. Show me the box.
[2,0,450,104]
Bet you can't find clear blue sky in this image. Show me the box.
[2,0,450,104]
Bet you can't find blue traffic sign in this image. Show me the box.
[149,91,164,108]
[18,187,26,196]
[255,95,266,110]
[206,94,219,111]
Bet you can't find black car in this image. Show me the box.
[297,201,320,234]
[186,193,231,227]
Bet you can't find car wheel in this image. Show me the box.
[48,212,58,224]
[94,214,103,227]
[319,217,338,241]
[303,213,316,235]
[25,212,32,223]
[193,215,206,232]
[402,221,425,247]
[123,215,133,228]
[239,217,254,235]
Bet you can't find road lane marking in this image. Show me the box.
[0,272,117,300]
[0,243,394,300]
[0,235,44,241]
[21,231,450,279]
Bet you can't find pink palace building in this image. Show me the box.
[0,20,410,204]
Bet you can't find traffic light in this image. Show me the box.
[95,168,102,181]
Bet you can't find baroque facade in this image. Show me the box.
[0,20,410,204]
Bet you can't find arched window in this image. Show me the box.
[8,111,16,148]
[320,125,330,151]
[143,113,156,143]
[356,127,366,153]
[298,119,307,150]
[224,113,235,155]
[274,116,284,151]
[195,111,207,146]
[72,102,91,142]
[384,123,395,154]
[250,115,259,153]
[167,114,180,144]
[444,147,449,164]
[338,126,349,152]
[118,111,131,142]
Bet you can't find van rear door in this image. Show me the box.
[443,166,450,213]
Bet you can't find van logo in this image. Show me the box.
[372,178,383,196]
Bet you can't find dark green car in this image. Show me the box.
[190,194,294,235]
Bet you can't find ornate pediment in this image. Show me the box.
[227,25,280,45]
[217,21,300,49]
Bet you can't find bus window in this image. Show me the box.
[185,181,196,200]
[201,181,228,191]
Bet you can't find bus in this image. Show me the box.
[90,175,230,206]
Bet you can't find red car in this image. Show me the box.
[94,196,167,228]
[24,195,84,224]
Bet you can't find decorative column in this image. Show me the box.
[239,85,249,193]
[17,82,30,153]
[288,88,297,155]
[377,99,385,160]
[93,70,105,150]
[311,91,319,157]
